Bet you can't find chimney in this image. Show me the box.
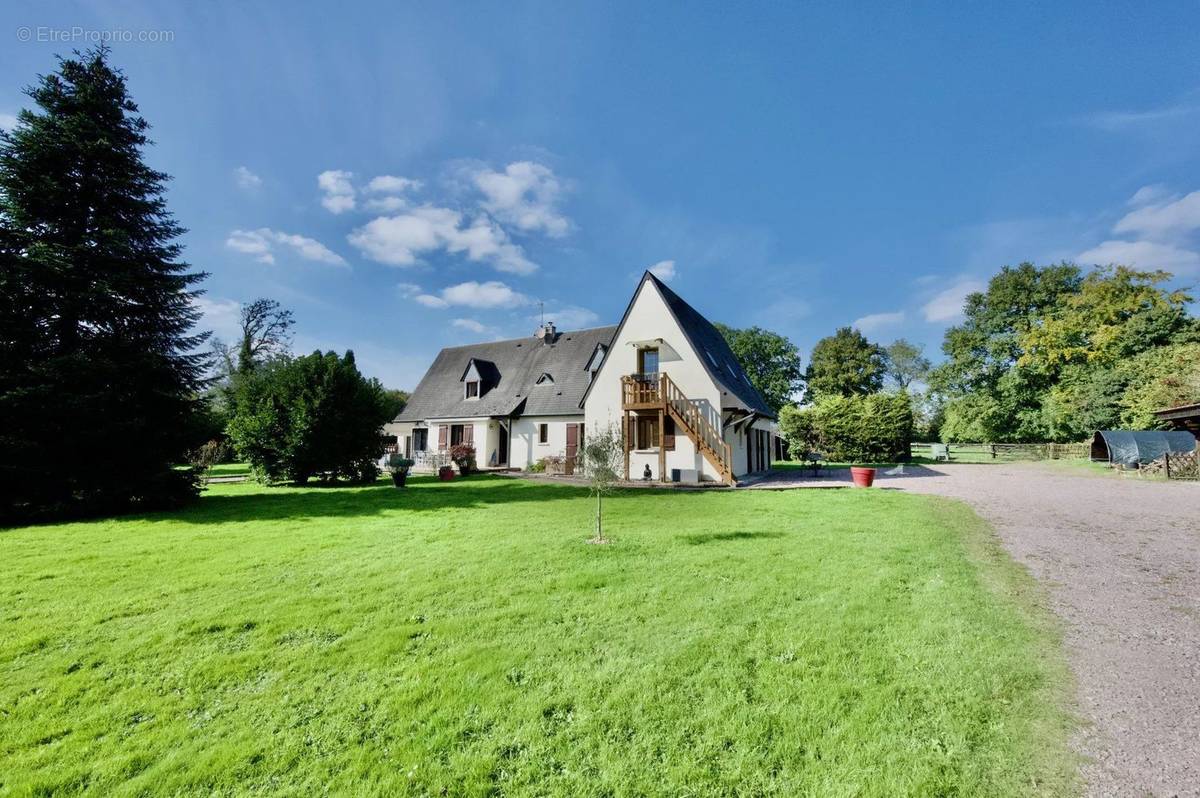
[535,321,557,344]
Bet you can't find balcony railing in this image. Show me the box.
[621,372,662,407]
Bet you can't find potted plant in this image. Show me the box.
[438,464,455,481]
[387,455,414,487]
[450,443,476,476]
[850,465,876,488]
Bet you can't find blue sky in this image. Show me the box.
[3,2,1200,389]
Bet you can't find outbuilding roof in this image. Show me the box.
[395,325,618,422]
[1091,430,1197,466]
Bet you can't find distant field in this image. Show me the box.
[1,476,1075,796]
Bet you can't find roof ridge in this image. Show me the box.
[432,324,618,351]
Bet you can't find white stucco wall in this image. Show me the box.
[725,416,778,476]
[509,415,583,469]
[583,279,729,482]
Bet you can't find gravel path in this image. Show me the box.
[754,464,1200,796]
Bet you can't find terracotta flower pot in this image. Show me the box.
[850,466,876,488]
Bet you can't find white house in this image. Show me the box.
[388,272,779,484]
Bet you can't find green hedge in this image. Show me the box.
[780,393,913,462]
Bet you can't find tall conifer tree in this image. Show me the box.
[0,48,209,521]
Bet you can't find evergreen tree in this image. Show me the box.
[227,351,391,484]
[0,48,209,521]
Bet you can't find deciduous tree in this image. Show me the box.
[883,339,931,391]
[805,327,886,400]
[714,324,804,412]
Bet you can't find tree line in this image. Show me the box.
[720,264,1198,458]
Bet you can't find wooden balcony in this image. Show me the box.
[621,373,663,409]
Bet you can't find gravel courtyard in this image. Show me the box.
[755,463,1200,796]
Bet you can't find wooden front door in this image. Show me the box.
[498,422,509,466]
[565,423,579,475]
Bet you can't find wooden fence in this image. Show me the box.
[911,441,1091,462]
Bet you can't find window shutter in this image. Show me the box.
[663,416,675,450]
[464,424,474,444]
[438,425,448,449]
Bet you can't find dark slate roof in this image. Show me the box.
[396,325,618,422]
[647,273,776,418]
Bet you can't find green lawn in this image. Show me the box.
[206,462,251,478]
[1,476,1075,796]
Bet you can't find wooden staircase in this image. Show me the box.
[621,373,735,485]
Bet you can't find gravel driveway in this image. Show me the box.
[754,463,1200,796]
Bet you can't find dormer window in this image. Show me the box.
[460,358,493,399]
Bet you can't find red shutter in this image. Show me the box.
[663,416,675,451]
[464,424,474,444]
[438,425,448,449]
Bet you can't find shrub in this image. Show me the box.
[450,444,476,474]
[801,393,913,462]
[188,439,229,473]
[386,455,415,475]
[778,404,818,456]
[527,458,547,473]
[227,351,392,484]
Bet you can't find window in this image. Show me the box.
[451,424,465,446]
[465,380,479,399]
[537,423,549,444]
[412,428,428,452]
[638,347,659,376]
[636,416,659,449]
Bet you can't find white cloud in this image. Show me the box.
[233,166,262,190]
[442,280,528,308]
[1076,239,1200,275]
[348,206,536,274]
[0,112,19,130]
[414,280,529,310]
[396,282,423,298]
[226,229,276,263]
[226,228,347,267]
[193,296,242,342]
[922,279,985,323]
[1127,184,1173,207]
[473,161,571,237]
[367,175,422,194]
[452,318,489,333]
[648,259,676,280]
[318,169,356,214]
[538,305,600,330]
[364,196,409,213]
[852,311,906,334]
[1113,190,1200,239]
[1080,101,1200,132]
